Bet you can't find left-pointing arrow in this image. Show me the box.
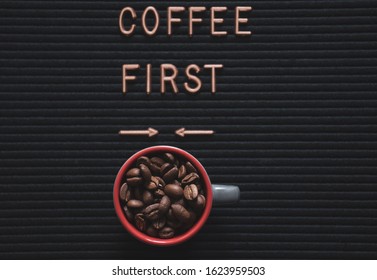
[118,127,159,137]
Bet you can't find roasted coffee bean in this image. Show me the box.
[134,186,143,200]
[174,198,187,208]
[163,153,175,163]
[185,161,198,174]
[142,190,154,205]
[159,227,175,239]
[167,208,175,221]
[159,195,171,215]
[149,163,161,175]
[154,189,165,199]
[146,176,158,191]
[126,168,141,178]
[181,210,197,230]
[153,216,166,230]
[167,220,182,229]
[167,208,182,229]
[164,183,183,199]
[172,179,181,186]
[119,183,128,201]
[123,205,134,222]
[191,194,206,212]
[135,213,146,232]
[184,184,199,200]
[171,204,191,222]
[155,176,166,188]
[125,189,132,202]
[127,199,144,209]
[188,210,197,224]
[160,163,173,176]
[181,172,199,185]
[127,177,143,187]
[143,203,160,220]
[146,226,158,237]
[163,166,178,183]
[151,156,165,167]
[139,164,151,184]
[178,165,187,179]
[136,156,150,166]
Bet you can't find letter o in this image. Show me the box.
[142,6,159,36]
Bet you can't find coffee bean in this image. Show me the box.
[159,227,175,239]
[174,198,187,208]
[181,210,197,230]
[181,172,199,185]
[164,184,183,199]
[151,157,165,167]
[163,153,175,163]
[188,210,197,224]
[139,164,151,184]
[171,204,191,222]
[127,177,143,187]
[160,163,173,176]
[126,168,141,178]
[119,183,128,201]
[159,195,171,215]
[135,213,146,232]
[134,186,143,201]
[163,166,179,183]
[125,189,132,202]
[172,179,181,186]
[146,176,159,190]
[123,205,134,222]
[167,208,182,229]
[146,226,158,237]
[148,163,160,175]
[154,189,165,199]
[143,203,160,220]
[167,208,175,221]
[155,176,166,188]
[185,161,197,174]
[142,190,154,205]
[184,184,199,200]
[178,165,187,179]
[167,220,182,229]
[136,156,150,166]
[191,194,206,211]
[127,199,144,209]
[153,216,166,230]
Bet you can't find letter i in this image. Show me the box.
[146,64,152,95]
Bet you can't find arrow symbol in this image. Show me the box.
[118,128,159,137]
[175,128,215,137]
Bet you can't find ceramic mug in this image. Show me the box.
[113,145,240,246]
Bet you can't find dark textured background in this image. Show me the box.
[1,0,377,259]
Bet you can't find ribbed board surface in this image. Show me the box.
[1,0,377,259]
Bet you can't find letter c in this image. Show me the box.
[119,7,136,36]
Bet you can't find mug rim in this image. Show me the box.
[113,145,213,246]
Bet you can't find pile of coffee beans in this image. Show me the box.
[119,152,206,239]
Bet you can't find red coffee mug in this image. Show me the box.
[113,145,239,246]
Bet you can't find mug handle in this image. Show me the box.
[211,184,240,206]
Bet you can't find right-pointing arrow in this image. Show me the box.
[119,127,159,138]
[175,128,215,137]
